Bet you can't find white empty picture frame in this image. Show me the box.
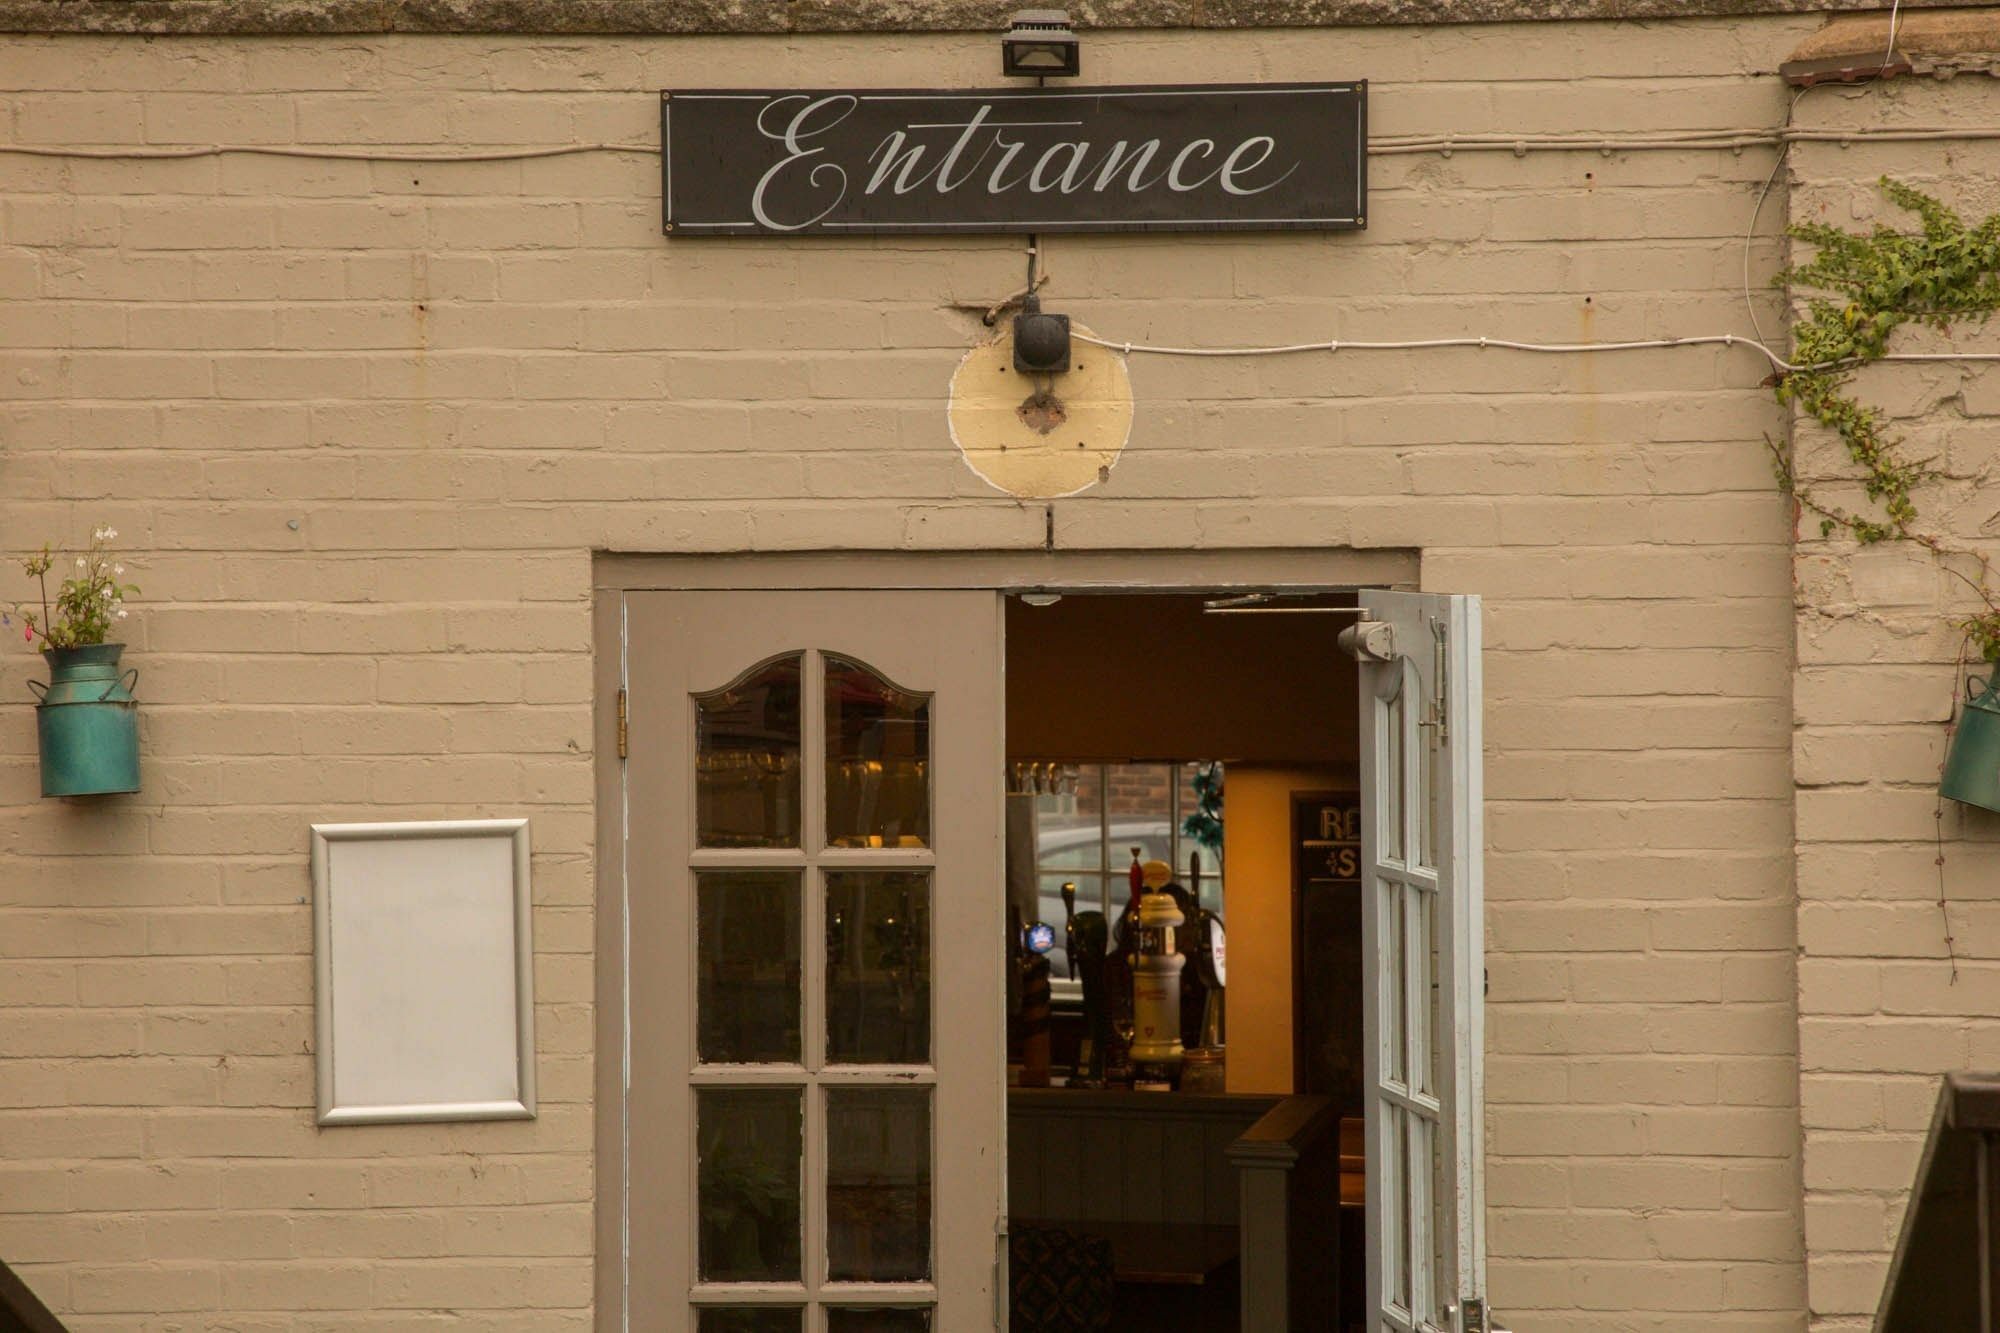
[311,819,536,1126]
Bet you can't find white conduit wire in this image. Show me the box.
[5,125,2000,163]
[0,141,660,161]
[1071,330,2000,375]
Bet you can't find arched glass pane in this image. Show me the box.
[825,655,930,849]
[696,655,802,849]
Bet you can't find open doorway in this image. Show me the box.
[597,559,1482,1333]
[1001,591,1365,1333]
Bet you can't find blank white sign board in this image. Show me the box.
[311,819,536,1125]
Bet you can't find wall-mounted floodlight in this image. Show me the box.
[1003,9,1080,79]
[1013,293,1071,374]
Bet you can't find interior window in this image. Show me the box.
[1028,761,1225,981]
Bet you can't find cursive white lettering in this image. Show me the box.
[1028,142,1092,194]
[1167,138,1221,192]
[1091,139,1163,193]
[865,130,943,195]
[934,105,1000,192]
[1218,135,1297,196]
[986,135,1032,194]
[751,94,858,231]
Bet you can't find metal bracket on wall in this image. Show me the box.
[1338,618,1395,662]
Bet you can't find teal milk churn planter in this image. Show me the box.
[1942,671,2000,814]
[29,642,140,797]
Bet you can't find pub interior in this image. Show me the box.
[1002,592,1365,1333]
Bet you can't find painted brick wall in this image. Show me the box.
[1786,72,2000,1333]
[0,19,1820,1329]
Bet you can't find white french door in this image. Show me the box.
[622,591,1007,1333]
[1353,589,1486,1333]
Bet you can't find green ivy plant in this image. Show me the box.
[1769,178,2000,659]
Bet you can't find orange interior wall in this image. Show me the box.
[1223,764,1341,1095]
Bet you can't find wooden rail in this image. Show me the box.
[1876,1072,2000,1333]
[1229,1094,1358,1332]
[0,1258,67,1333]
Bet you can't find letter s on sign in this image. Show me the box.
[752,94,858,231]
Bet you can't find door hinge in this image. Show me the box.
[1418,616,1449,746]
[616,687,628,759]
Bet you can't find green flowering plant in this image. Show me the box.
[5,526,138,652]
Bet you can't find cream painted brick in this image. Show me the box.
[218,1162,369,1212]
[0,19,1854,1328]
[68,1161,219,1212]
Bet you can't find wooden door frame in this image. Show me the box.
[592,547,1420,1329]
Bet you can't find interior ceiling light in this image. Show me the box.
[1002,9,1081,79]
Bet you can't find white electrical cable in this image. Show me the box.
[0,141,658,162]
[1886,0,1905,71]
[4,124,2000,165]
[1071,329,2000,375]
[1743,86,1815,347]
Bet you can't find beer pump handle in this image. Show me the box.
[1060,881,1077,979]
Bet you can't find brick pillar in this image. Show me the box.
[1784,12,2000,1330]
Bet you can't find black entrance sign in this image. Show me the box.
[662,83,1365,236]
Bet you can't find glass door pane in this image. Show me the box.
[825,871,931,1065]
[698,870,803,1065]
[698,1087,804,1282]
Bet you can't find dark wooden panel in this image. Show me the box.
[1008,1088,1276,1228]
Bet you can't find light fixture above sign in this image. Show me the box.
[1003,9,1081,79]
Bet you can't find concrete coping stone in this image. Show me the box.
[0,0,1982,36]
[1783,7,2000,84]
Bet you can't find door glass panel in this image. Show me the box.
[826,1311,932,1332]
[826,1088,932,1283]
[698,1087,803,1282]
[1384,1096,1416,1304]
[1419,709,1439,873]
[1382,692,1406,863]
[698,871,803,1065]
[696,655,803,849]
[1411,1113,1435,1326]
[1387,878,1407,1087]
[698,1310,802,1333]
[826,871,931,1065]
[825,655,930,849]
[1416,883,1436,1099]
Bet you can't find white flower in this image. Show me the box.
[113,564,123,575]
[116,609,127,619]
[100,527,116,541]
[75,557,84,568]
